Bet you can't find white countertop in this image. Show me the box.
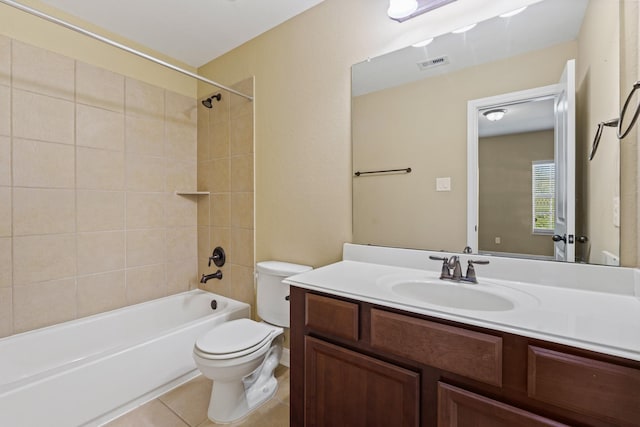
[285,245,640,362]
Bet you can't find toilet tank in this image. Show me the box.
[256,261,312,327]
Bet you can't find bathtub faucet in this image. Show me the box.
[200,270,223,283]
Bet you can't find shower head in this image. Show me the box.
[202,93,222,109]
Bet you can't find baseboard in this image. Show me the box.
[280,348,290,367]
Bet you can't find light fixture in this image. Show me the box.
[388,0,457,22]
[387,0,418,20]
[499,6,528,18]
[452,23,477,34]
[483,109,507,121]
[412,37,434,48]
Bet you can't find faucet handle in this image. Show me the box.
[464,259,489,283]
[429,255,450,279]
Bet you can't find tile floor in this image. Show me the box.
[105,366,290,427]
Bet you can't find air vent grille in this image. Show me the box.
[417,55,450,71]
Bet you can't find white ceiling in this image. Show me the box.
[38,0,325,67]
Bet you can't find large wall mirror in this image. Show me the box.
[352,0,631,266]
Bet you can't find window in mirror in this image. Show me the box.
[532,160,555,234]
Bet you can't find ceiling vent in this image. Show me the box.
[417,55,450,71]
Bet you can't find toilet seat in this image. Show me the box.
[194,319,282,360]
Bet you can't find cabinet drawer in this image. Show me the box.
[305,293,359,341]
[528,346,640,425]
[370,309,502,386]
[438,382,567,427]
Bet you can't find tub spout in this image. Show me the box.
[200,270,223,283]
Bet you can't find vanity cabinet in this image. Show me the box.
[290,287,640,427]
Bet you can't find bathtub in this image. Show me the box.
[0,289,250,427]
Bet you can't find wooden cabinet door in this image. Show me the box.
[304,336,419,427]
[438,383,568,427]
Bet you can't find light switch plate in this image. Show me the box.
[613,196,620,227]
[436,177,451,192]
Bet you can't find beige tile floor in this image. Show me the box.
[105,366,290,427]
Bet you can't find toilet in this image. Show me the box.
[193,261,312,423]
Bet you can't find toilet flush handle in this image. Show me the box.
[285,295,290,301]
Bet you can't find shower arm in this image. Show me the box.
[0,0,253,102]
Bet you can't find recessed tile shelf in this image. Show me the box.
[175,191,210,196]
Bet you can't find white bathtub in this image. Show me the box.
[0,289,250,427]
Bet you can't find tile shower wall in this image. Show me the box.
[197,78,255,314]
[0,36,198,338]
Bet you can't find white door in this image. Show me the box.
[553,60,576,262]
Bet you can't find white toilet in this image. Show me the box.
[193,261,312,424]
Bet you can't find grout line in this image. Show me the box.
[156,398,193,427]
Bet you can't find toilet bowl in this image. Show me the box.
[193,261,312,424]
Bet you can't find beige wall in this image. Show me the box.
[196,0,543,267]
[352,42,576,252]
[0,36,198,338]
[0,0,196,97]
[196,78,256,315]
[479,130,555,257]
[576,0,621,265]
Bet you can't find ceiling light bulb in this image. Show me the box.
[452,23,477,34]
[499,6,528,18]
[412,38,434,48]
[483,109,506,121]
[387,0,418,20]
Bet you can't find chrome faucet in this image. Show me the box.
[429,256,489,283]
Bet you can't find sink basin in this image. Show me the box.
[377,274,538,312]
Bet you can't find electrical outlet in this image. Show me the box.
[436,177,451,192]
[495,237,501,244]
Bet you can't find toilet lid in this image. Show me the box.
[195,319,278,356]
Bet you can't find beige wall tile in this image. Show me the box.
[13,138,75,188]
[230,79,253,118]
[77,190,125,232]
[0,187,9,237]
[165,91,196,125]
[0,85,9,136]
[0,237,11,288]
[210,193,231,227]
[125,78,164,119]
[13,89,74,144]
[166,227,197,261]
[13,188,75,236]
[229,264,255,307]
[209,158,231,193]
[125,115,164,156]
[209,227,231,258]
[126,155,165,192]
[197,160,212,191]
[166,194,197,227]
[77,104,125,151]
[0,35,9,86]
[13,234,76,285]
[127,192,165,229]
[166,160,196,193]
[127,228,165,267]
[231,227,254,268]
[210,92,230,125]
[0,136,9,185]
[125,264,166,305]
[197,226,210,260]
[77,231,125,275]
[197,198,209,227]
[77,147,125,190]
[231,155,254,192]
[166,259,197,295]
[0,287,11,338]
[230,112,254,156]
[166,122,197,161]
[76,61,124,112]
[12,41,74,101]
[197,105,210,160]
[13,278,76,332]
[209,119,230,159]
[77,270,126,318]
[231,192,254,229]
